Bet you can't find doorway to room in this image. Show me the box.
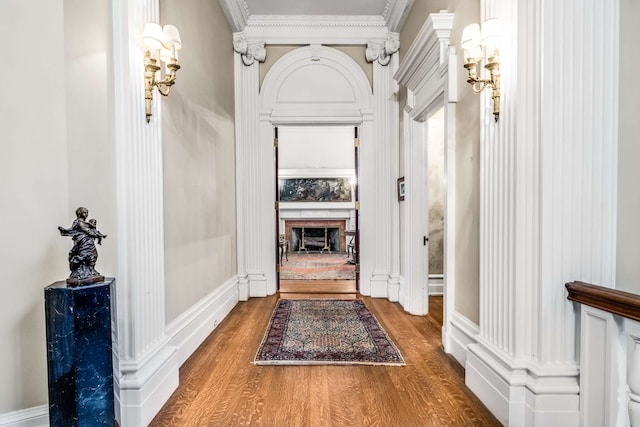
[275,125,359,294]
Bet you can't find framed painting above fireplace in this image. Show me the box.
[279,177,352,202]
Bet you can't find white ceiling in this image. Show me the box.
[244,0,389,16]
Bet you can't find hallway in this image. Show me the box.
[151,295,499,426]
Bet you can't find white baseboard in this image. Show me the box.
[248,273,268,297]
[166,275,240,365]
[466,342,580,427]
[117,345,179,426]
[465,345,517,425]
[387,276,400,302]
[428,274,443,295]
[444,311,478,366]
[0,406,48,427]
[370,274,390,298]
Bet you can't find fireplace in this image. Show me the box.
[284,220,347,253]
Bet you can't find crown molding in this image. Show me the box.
[394,12,453,89]
[241,16,389,45]
[383,0,415,32]
[247,14,386,28]
[219,0,250,32]
[219,2,416,45]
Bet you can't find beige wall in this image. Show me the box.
[161,0,237,323]
[448,0,480,323]
[398,1,480,322]
[617,0,640,294]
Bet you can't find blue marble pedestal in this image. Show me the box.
[45,278,115,427]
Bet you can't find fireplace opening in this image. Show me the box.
[291,227,341,252]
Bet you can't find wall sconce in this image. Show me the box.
[143,22,182,123]
[461,18,501,121]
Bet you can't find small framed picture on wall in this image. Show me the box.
[397,177,405,201]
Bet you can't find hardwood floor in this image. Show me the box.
[279,279,357,294]
[150,294,500,427]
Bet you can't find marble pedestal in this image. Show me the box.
[45,278,115,426]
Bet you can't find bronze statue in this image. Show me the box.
[58,207,107,286]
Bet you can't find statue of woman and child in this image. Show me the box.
[58,207,107,286]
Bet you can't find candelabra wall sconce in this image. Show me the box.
[461,18,501,121]
[143,22,182,123]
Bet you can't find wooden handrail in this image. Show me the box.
[565,281,640,322]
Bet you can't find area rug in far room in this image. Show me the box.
[253,299,405,366]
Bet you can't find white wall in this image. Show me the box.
[617,0,640,294]
[279,126,355,170]
[64,0,118,283]
[0,1,68,411]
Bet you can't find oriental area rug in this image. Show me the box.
[280,253,356,280]
[253,299,405,366]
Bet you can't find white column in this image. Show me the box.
[466,0,619,425]
[112,0,178,425]
[364,38,400,298]
[357,113,375,297]
[234,43,271,298]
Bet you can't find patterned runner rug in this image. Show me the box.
[280,253,356,280]
[254,299,405,366]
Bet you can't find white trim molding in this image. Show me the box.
[219,0,414,44]
[0,406,48,427]
[446,311,479,367]
[428,274,444,295]
[394,12,455,316]
[256,44,400,298]
[166,276,240,366]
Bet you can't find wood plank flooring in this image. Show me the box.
[279,279,357,294]
[150,294,499,427]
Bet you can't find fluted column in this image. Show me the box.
[112,0,178,425]
[234,38,270,298]
[467,0,619,425]
[363,36,399,298]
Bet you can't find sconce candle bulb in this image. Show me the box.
[461,18,501,121]
[143,22,182,123]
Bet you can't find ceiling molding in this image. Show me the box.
[220,0,417,43]
[247,14,386,28]
[383,0,415,32]
[219,0,250,33]
[394,12,454,90]
[240,17,389,45]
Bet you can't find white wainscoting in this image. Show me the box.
[578,304,640,427]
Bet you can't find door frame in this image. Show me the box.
[395,13,457,336]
